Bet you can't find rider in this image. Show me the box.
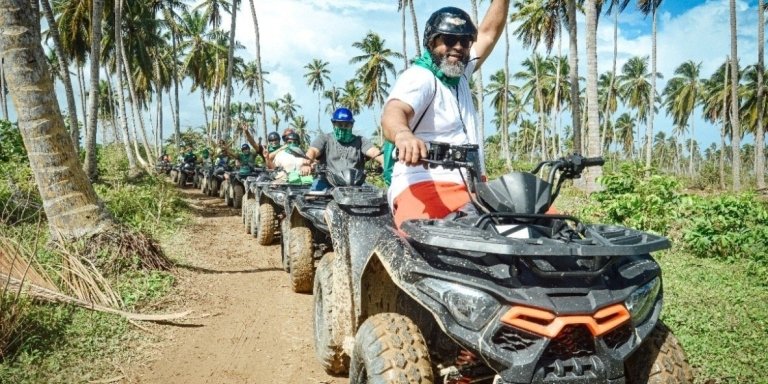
[181,145,197,163]
[272,132,308,182]
[381,3,509,228]
[266,127,297,166]
[263,131,282,169]
[302,107,383,191]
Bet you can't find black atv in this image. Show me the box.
[176,159,197,188]
[248,171,312,246]
[155,158,172,176]
[242,171,273,235]
[282,166,373,293]
[202,157,231,197]
[224,167,265,209]
[312,142,693,384]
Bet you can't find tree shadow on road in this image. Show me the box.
[175,263,281,274]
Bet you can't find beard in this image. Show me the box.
[430,50,467,78]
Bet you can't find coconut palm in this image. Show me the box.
[662,60,702,176]
[618,56,658,133]
[614,112,636,158]
[728,0,741,191]
[701,59,736,190]
[583,0,602,192]
[41,0,80,151]
[757,0,766,190]
[303,59,331,133]
[565,0,582,153]
[637,0,663,171]
[350,32,401,108]
[83,0,104,180]
[0,0,114,241]
[245,0,268,139]
[603,0,631,155]
[339,80,364,116]
[266,100,280,132]
[278,93,300,124]
[486,69,518,164]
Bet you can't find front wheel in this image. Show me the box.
[255,202,277,245]
[280,218,292,272]
[233,184,244,209]
[313,253,348,374]
[349,313,433,384]
[625,322,693,384]
[288,226,314,293]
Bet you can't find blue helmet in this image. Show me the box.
[331,108,355,123]
[241,143,250,151]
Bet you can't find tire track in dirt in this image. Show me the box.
[125,188,349,384]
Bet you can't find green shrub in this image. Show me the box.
[681,194,768,268]
[590,162,685,234]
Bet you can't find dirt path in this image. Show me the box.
[125,188,348,384]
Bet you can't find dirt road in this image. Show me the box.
[126,188,348,384]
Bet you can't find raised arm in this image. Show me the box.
[472,0,510,69]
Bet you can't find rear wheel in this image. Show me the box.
[201,175,209,194]
[219,180,228,199]
[280,219,292,272]
[178,173,186,188]
[625,322,693,384]
[209,178,219,196]
[250,204,259,238]
[233,184,244,209]
[288,226,314,293]
[349,313,433,384]
[243,198,254,234]
[255,202,277,245]
[224,183,234,206]
[313,253,348,374]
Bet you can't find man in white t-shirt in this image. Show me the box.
[272,132,307,182]
[381,2,510,228]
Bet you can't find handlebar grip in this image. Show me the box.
[583,157,605,167]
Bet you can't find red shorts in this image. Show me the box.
[392,181,471,229]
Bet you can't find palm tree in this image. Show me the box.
[486,69,517,166]
[757,0,766,190]
[615,112,636,158]
[278,93,300,124]
[583,0,602,192]
[266,100,280,132]
[246,0,268,139]
[729,0,742,191]
[662,60,702,176]
[618,56,657,144]
[0,0,113,241]
[80,0,104,180]
[303,59,331,133]
[566,0,582,153]
[220,0,238,141]
[702,59,734,190]
[637,0,663,172]
[603,0,631,154]
[41,0,80,151]
[340,79,364,115]
[350,31,402,143]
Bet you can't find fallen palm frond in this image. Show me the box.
[0,273,192,322]
[79,226,172,275]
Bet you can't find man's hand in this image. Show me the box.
[300,164,312,176]
[394,130,427,166]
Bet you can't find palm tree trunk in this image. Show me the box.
[567,0,582,154]
[756,0,765,190]
[533,54,547,160]
[601,6,619,155]
[0,0,113,241]
[0,57,7,119]
[113,0,138,174]
[119,40,154,165]
[171,29,180,150]
[222,0,238,140]
[729,0,742,191]
[202,89,211,141]
[585,0,602,192]
[38,0,78,144]
[721,57,729,190]
[644,3,657,172]
[502,25,511,169]
[470,0,484,140]
[77,65,87,149]
[83,0,103,180]
[247,0,268,140]
[154,61,163,155]
[408,0,421,58]
[400,2,408,69]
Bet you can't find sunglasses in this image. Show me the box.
[440,35,473,48]
[286,139,297,143]
[334,122,353,129]
[268,139,279,143]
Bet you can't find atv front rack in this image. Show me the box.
[400,214,670,258]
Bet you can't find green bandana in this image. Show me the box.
[412,51,461,88]
[268,145,279,153]
[287,143,300,150]
[333,127,355,144]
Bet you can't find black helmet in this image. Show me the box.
[423,7,477,49]
[284,132,301,145]
[267,131,281,143]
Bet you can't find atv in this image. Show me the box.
[312,142,693,384]
[203,156,231,198]
[224,166,265,209]
[155,158,172,176]
[176,158,197,188]
[249,170,312,246]
[282,165,373,293]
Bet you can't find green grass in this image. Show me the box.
[658,249,768,384]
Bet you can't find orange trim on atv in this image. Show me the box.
[500,304,630,338]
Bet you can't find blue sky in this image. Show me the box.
[26,0,767,152]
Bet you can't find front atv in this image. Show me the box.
[312,143,693,384]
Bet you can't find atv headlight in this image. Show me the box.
[417,278,500,331]
[624,277,661,326]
